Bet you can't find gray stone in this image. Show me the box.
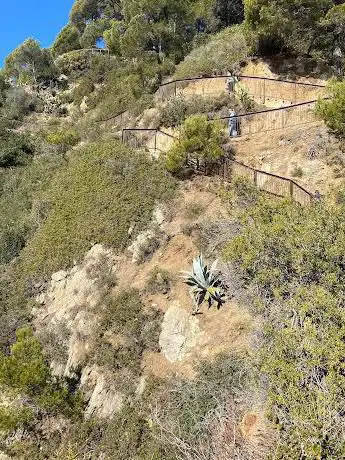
[51,270,68,283]
[159,302,201,363]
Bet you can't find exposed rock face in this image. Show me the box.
[127,205,166,263]
[127,229,157,263]
[159,302,201,363]
[33,244,123,419]
[81,367,124,419]
[80,96,88,113]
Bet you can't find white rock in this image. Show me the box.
[51,270,68,283]
[159,302,201,363]
[153,206,165,225]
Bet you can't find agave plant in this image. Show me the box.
[182,254,226,314]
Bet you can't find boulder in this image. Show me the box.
[159,302,201,363]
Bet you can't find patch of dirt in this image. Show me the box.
[233,122,344,194]
[113,178,254,380]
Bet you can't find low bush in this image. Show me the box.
[0,327,83,430]
[0,129,35,168]
[223,194,345,458]
[291,165,304,177]
[55,50,93,79]
[146,266,172,294]
[0,154,64,265]
[91,289,162,389]
[316,79,345,142]
[45,128,81,153]
[160,94,232,128]
[72,77,95,106]
[184,201,206,220]
[1,87,40,120]
[21,141,176,276]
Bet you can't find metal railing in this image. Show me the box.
[121,128,176,153]
[214,99,320,136]
[208,157,313,205]
[158,74,326,105]
[121,128,313,205]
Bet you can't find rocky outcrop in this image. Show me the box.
[33,244,123,419]
[159,302,201,363]
[81,366,124,419]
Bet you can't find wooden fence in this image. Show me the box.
[121,128,313,205]
[121,128,176,153]
[158,74,326,105]
[215,100,319,136]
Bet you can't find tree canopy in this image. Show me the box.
[4,39,57,84]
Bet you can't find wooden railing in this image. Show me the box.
[158,74,326,105]
[212,99,321,136]
[121,128,176,153]
[121,128,313,205]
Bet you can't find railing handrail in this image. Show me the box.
[121,128,313,202]
[228,158,313,198]
[215,99,326,121]
[159,74,326,89]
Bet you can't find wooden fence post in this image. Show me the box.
[290,181,294,199]
[294,83,297,104]
[254,169,258,186]
[154,131,157,153]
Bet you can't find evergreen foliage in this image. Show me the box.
[316,79,345,141]
[166,114,224,172]
[223,195,345,458]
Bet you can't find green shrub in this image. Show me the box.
[21,141,176,276]
[2,87,40,120]
[160,94,219,128]
[91,289,162,387]
[55,49,92,79]
[166,114,225,173]
[235,85,255,111]
[0,327,83,422]
[223,194,345,458]
[316,79,345,141]
[0,406,34,433]
[291,165,304,178]
[146,266,172,294]
[0,154,64,265]
[175,26,248,79]
[184,201,205,219]
[45,128,81,153]
[0,129,35,168]
[72,77,95,106]
[52,24,81,57]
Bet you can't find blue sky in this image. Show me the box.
[0,0,74,67]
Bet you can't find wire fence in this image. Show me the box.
[158,74,326,105]
[121,128,313,205]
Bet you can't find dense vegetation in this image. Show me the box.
[223,194,345,458]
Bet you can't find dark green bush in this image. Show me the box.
[166,114,225,173]
[223,194,345,458]
[0,327,83,426]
